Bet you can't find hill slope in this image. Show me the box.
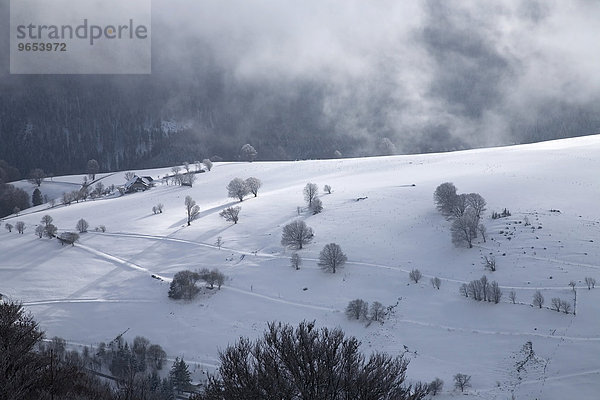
[2,136,600,399]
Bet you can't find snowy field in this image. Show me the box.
[2,136,600,399]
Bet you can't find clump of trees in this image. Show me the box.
[39,214,57,238]
[492,208,511,219]
[197,321,428,400]
[551,297,572,314]
[58,232,80,246]
[281,220,313,249]
[459,275,502,303]
[434,183,488,248]
[219,206,241,224]
[345,299,389,323]
[169,270,201,300]
[198,268,226,289]
[585,277,596,289]
[318,243,347,273]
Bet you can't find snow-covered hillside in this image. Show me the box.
[2,136,600,399]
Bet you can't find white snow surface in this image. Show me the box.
[2,136,600,399]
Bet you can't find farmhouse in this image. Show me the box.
[124,175,154,193]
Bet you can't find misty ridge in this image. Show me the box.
[1,0,600,176]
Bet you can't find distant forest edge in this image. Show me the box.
[2,71,600,180]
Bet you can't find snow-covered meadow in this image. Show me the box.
[2,136,599,399]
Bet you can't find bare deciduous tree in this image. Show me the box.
[560,299,572,314]
[291,253,301,270]
[318,243,347,273]
[428,378,444,396]
[311,198,323,214]
[460,283,469,297]
[185,196,200,226]
[181,172,196,187]
[281,220,313,249]
[430,277,441,289]
[124,171,136,181]
[551,297,561,312]
[87,159,99,180]
[454,373,471,392]
[477,223,487,242]
[215,236,223,249]
[303,183,318,207]
[227,178,250,202]
[509,290,517,304]
[482,255,496,271]
[409,269,422,283]
[245,177,262,197]
[5,223,13,232]
[220,206,241,224]
[324,185,332,194]
[450,193,469,219]
[41,215,53,226]
[35,225,44,238]
[451,210,478,248]
[532,290,544,308]
[466,193,486,220]
[156,203,163,213]
[433,182,457,216]
[346,299,368,320]
[28,168,46,187]
[489,281,502,303]
[202,159,213,171]
[76,218,89,233]
[369,301,385,322]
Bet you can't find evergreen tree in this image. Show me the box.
[32,188,43,206]
[169,357,191,393]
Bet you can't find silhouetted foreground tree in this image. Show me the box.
[0,301,115,400]
[197,321,428,400]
